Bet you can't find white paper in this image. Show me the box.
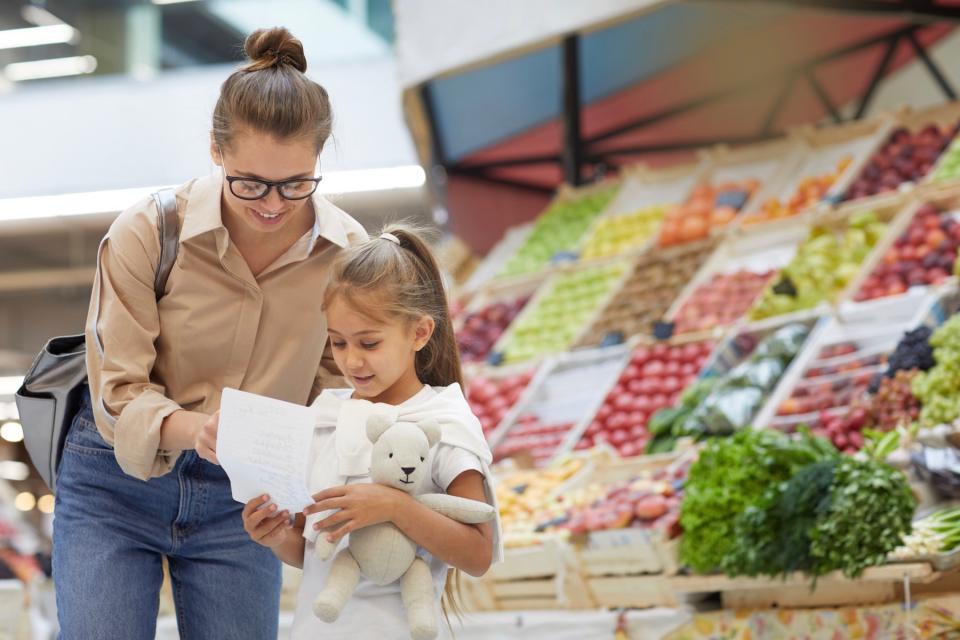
[217,388,315,514]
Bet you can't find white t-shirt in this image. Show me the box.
[291,385,485,640]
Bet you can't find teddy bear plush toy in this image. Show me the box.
[312,414,495,640]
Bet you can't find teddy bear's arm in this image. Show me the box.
[416,493,495,524]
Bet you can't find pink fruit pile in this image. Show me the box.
[466,370,534,438]
[456,295,531,363]
[854,203,960,301]
[813,369,921,453]
[776,343,885,417]
[672,269,776,334]
[557,462,690,537]
[845,124,955,201]
[493,416,576,466]
[575,342,713,457]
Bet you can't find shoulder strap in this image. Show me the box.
[151,188,180,300]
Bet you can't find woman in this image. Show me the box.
[52,27,366,639]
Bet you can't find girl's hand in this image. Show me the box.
[242,495,291,549]
[195,410,220,464]
[303,484,411,544]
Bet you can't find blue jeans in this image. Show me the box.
[52,389,281,639]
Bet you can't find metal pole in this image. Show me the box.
[855,35,901,119]
[561,35,583,186]
[905,30,958,99]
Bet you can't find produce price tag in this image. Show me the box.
[772,275,798,298]
[587,527,651,550]
[653,321,675,340]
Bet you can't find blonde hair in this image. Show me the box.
[213,27,333,152]
[323,223,466,624]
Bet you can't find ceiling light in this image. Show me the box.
[0,24,77,50]
[4,55,96,81]
[0,461,29,482]
[14,492,36,511]
[38,494,55,514]
[0,422,23,443]
[152,0,202,4]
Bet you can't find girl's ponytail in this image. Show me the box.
[382,226,463,389]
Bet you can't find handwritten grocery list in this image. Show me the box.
[218,388,315,514]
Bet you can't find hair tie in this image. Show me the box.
[380,232,401,245]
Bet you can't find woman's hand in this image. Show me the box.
[303,484,411,544]
[195,410,220,464]
[242,495,292,549]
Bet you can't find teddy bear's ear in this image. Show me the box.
[418,419,442,448]
[366,413,394,443]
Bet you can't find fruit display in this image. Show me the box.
[775,342,887,419]
[749,211,888,320]
[496,261,628,364]
[932,135,960,183]
[912,314,960,426]
[493,416,577,464]
[811,370,919,454]
[854,202,960,302]
[466,368,536,438]
[871,326,936,389]
[494,456,589,547]
[498,187,618,278]
[658,180,758,246]
[578,242,714,346]
[844,124,956,201]
[742,155,853,225]
[574,341,715,457]
[551,461,691,538]
[494,348,630,466]
[647,323,811,454]
[579,205,666,260]
[456,294,532,363]
[671,269,776,334]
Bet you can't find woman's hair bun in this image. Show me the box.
[242,27,307,73]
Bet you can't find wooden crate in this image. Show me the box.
[739,115,894,228]
[837,185,960,310]
[461,224,534,295]
[490,256,636,366]
[826,191,915,307]
[587,574,678,609]
[663,217,809,336]
[667,562,937,609]
[752,289,934,431]
[577,239,718,347]
[607,160,709,215]
[489,344,632,465]
[829,103,960,212]
[456,274,548,369]
[493,179,623,284]
[700,135,809,226]
[484,539,596,610]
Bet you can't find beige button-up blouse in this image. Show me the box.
[84,173,368,480]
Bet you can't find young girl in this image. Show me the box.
[241,225,502,639]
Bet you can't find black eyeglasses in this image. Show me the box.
[225,174,323,201]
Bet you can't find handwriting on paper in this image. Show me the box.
[217,388,315,513]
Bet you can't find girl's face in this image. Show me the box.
[326,296,435,406]
[211,128,318,236]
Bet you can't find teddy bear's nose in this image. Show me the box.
[401,467,415,476]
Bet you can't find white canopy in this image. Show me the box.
[393,0,667,88]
